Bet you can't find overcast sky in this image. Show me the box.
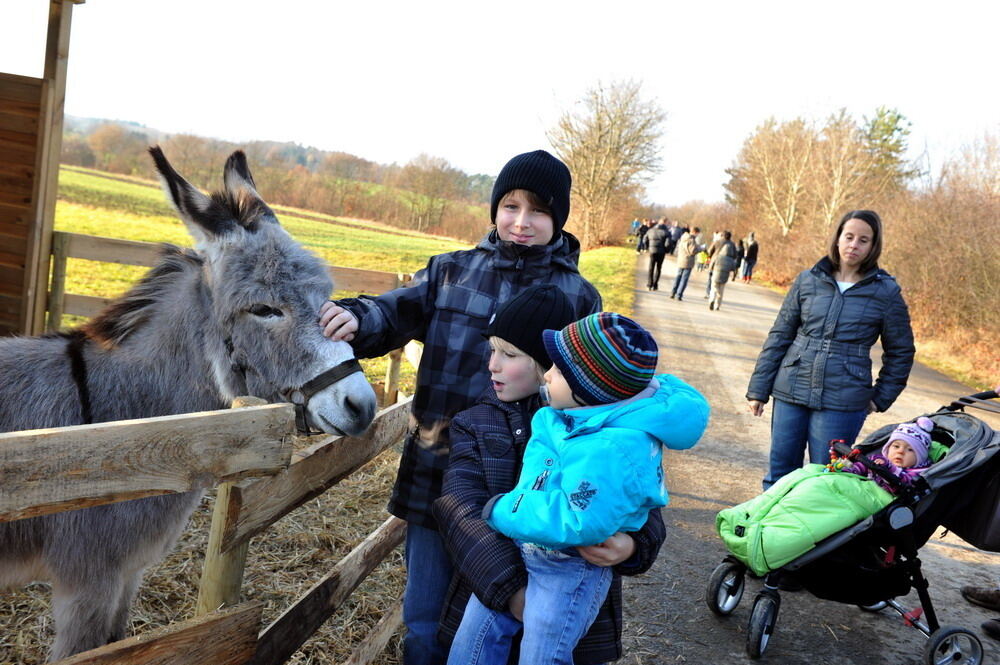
[3,0,998,206]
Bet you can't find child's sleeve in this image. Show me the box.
[484,434,641,549]
[433,418,526,611]
[334,259,438,358]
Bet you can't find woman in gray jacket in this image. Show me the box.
[746,210,915,489]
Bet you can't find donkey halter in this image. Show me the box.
[224,337,363,435]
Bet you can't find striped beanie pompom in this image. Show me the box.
[542,312,658,406]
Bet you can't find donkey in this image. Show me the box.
[0,148,377,660]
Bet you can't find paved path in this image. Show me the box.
[620,253,1000,665]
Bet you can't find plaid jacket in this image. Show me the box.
[338,230,601,528]
[433,389,666,664]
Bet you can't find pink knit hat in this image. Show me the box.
[882,416,934,466]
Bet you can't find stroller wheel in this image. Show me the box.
[923,626,983,665]
[746,591,781,659]
[858,600,889,612]
[706,561,746,616]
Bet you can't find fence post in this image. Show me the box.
[195,396,265,616]
[46,232,68,331]
[381,274,410,405]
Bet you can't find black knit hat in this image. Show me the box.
[484,284,576,369]
[490,150,572,234]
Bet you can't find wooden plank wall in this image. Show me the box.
[0,73,42,337]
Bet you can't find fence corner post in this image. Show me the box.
[195,396,264,616]
[46,232,68,332]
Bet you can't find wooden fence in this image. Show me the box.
[1,396,413,665]
[45,230,413,404]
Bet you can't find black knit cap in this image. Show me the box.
[484,284,576,369]
[490,150,572,234]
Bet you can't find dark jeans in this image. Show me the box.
[763,399,867,489]
[403,523,453,665]
[671,267,692,297]
[647,252,666,289]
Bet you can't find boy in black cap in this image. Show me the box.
[433,287,667,665]
[319,151,601,665]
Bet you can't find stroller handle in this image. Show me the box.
[944,390,1000,412]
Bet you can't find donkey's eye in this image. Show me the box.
[248,304,283,318]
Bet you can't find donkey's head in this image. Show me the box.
[149,147,377,436]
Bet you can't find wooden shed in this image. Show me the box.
[0,0,83,337]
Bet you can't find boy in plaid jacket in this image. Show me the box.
[320,151,600,665]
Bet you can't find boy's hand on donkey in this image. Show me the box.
[508,587,526,621]
[576,533,636,566]
[319,301,358,341]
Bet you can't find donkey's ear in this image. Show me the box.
[149,146,237,244]
[223,151,277,230]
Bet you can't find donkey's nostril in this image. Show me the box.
[345,393,374,423]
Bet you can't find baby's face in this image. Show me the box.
[886,439,918,468]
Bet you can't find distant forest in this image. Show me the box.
[60,117,493,243]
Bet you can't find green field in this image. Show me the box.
[54,167,636,392]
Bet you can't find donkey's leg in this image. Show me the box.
[106,568,144,644]
[49,578,123,661]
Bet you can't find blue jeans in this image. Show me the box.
[742,259,757,279]
[763,399,867,489]
[403,523,453,665]
[671,268,692,297]
[448,544,611,665]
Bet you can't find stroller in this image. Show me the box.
[706,390,1000,663]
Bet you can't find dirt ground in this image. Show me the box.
[619,254,1000,665]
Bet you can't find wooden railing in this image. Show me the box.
[1,396,412,665]
[46,231,413,404]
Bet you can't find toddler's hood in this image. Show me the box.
[558,374,709,450]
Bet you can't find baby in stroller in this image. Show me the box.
[838,416,936,493]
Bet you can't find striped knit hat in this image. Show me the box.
[542,313,658,406]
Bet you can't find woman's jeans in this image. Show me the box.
[403,523,453,665]
[764,399,867,489]
[742,259,757,279]
[448,543,612,665]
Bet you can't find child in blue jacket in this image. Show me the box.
[476,312,709,665]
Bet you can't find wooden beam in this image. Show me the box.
[23,0,76,334]
[61,231,163,266]
[195,397,267,617]
[50,602,262,665]
[340,601,403,665]
[248,517,406,665]
[219,398,411,553]
[0,404,294,523]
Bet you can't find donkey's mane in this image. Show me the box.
[210,189,275,233]
[82,245,203,348]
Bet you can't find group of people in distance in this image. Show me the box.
[316,149,994,665]
[634,217,760,312]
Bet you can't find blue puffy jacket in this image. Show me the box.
[484,374,709,548]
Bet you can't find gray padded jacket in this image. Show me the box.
[746,257,915,412]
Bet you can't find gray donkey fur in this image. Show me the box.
[0,148,377,660]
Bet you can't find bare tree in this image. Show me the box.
[725,118,817,237]
[548,80,665,248]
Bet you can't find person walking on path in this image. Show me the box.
[646,219,670,291]
[741,232,759,282]
[745,210,916,489]
[670,226,699,301]
[707,231,737,311]
[732,239,745,282]
[319,150,601,665]
[636,219,651,254]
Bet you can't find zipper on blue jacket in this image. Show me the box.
[532,469,549,490]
